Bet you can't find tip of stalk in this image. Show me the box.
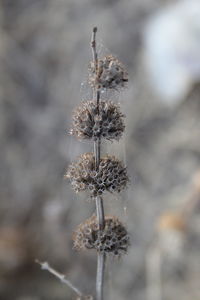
[93,26,97,33]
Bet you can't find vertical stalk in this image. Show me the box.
[96,252,106,300]
[91,26,105,300]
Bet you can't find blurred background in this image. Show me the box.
[1,0,200,299]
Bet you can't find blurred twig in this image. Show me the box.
[35,259,83,298]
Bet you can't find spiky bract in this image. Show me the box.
[66,153,129,196]
[73,215,130,256]
[89,55,128,90]
[70,100,125,141]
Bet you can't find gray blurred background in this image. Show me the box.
[1,0,200,299]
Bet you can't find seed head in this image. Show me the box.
[65,153,129,196]
[70,100,125,141]
[73,215,130,257]
[89,55,128,90]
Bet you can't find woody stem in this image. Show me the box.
[91,26,105,300]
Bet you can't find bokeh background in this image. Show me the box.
[1,0,200,299]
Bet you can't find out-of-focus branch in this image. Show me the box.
[35,259,83,298]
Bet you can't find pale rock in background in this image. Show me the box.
[144,0,200,105]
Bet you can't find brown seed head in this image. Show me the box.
[73,215,130,257]
[70,100,125,141]
[65,153,129,196]
[89,55,128,90]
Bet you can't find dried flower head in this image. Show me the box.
[65,153,128,196]
[69,100,125,141]
[73,215,130,256]
[89,55,128,90]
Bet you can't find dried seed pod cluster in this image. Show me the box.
[89,55,128,90]
[73,216,129,256]
[70,100,125,141]
[66,29,130,298]
[66,153,128,196]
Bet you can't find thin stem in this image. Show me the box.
[95,196,105,230]
[91,27,98,74]
[35,260,83,298]
[96,253,106,300]
[91,26,105,300]
[96,89,100,113]
[94,138,101,173]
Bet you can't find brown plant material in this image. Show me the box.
[73,215,130,257]
[0,227,30,275]
[76,296,93,300]
[69,100,125,141]
[89,55,128,90]
[157,212,186,233]
[192,170,200,195]
[66,153,129,196]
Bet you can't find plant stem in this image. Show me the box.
[95,195,105,230]
[96,252,106,300]
[35,260,83,298]
[91,26,105,300]
[91,27,98,74]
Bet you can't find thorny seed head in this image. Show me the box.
[89,55,128,90]
[65,153,129,196]
[73,215,130,257]
[69,100,125,141]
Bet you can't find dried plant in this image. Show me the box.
[73,215,129,256]
[69,100,125,141]
[66,152,128,196]
[66,27,130,300]
[37,27,130,300]
[89,54,128,90]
